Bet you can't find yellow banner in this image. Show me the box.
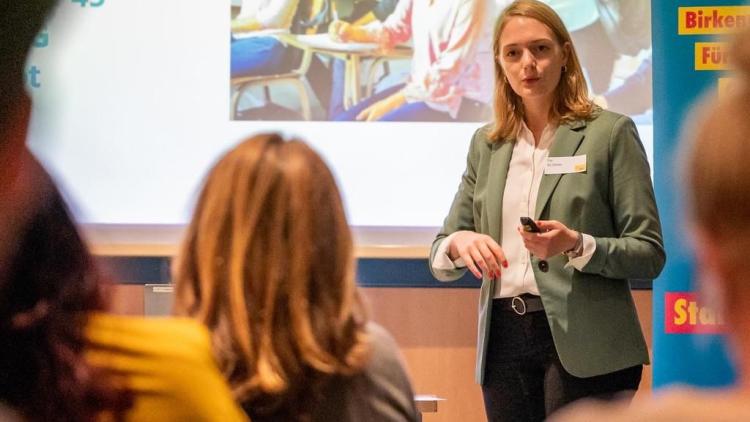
[679,6,750,35]
[694,42,730,70]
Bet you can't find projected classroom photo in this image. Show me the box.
[27,0,653,246]
[229,0,652,123]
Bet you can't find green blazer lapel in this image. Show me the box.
[534,121,586,220]
[487,140,514,242]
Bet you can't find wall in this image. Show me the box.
[107,284,653,422]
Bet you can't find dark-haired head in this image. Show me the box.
[0,164,130,421]
[0,4,128,418]
[0,0,58,132]
[0,2,60,284]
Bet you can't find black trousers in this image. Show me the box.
[481,298,642,422]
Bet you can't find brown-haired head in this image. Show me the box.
[489,0,596,142]
[173,133,369,418]
[682,28,750,320]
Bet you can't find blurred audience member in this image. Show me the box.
[0,0,55,292]
[1,170,248,422]
[0,162,131,422]
[551,27,750,422]
[1,3,118,418]
[1,2,248,421]
[173,133,418,422]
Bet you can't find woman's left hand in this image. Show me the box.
[356,92,406,121]
[518,220,578,260]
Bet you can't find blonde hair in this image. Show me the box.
[489,0,596,142]
[173,134,369,418]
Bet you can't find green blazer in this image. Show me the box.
[430,110,665,384]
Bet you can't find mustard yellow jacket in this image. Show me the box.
[87,313,248,422]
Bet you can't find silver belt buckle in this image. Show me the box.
[511,296,527,315]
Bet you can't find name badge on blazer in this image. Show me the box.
[545,155,587,175]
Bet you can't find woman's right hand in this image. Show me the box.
[448,231,508,279]
[328,20,350,42]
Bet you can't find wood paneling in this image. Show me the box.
[362,287,654,422]
[105,284,144,315]
[362,288,484,422]
[110,284,653,421]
